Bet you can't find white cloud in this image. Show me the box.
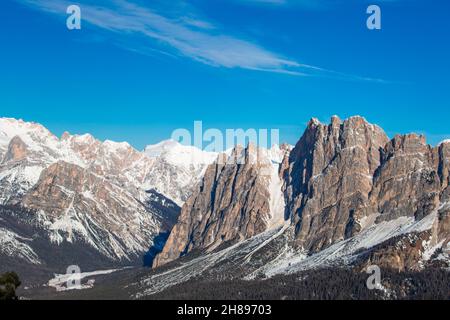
[18,0,300,73]
[16,0,387,81]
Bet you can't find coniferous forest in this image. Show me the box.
[147,268,450,300]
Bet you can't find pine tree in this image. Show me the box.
[0,272,21,300]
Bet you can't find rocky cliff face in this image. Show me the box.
[0,119,213,208]
[2,136,28,164]
[0,118,192,269]
[153,144,289,267]
[21,160,160,260]
[282,116,389,252]
[438,141,450,201]
[155,116,450,272]
[369,134,441,221]
[1,116,449,281]
[281,116,450,255]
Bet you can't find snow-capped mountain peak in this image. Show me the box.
[0,118,179,266]
[144,139,181,158]
[142,140,219,205]
[144,139,218,166]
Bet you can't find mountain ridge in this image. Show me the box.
[1,115,449,296]
[154,115,450,274]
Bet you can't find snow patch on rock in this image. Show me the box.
[0,227,41,264]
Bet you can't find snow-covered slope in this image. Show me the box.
[0,118,286,208]
[0,227,41,265]
[0,118,70,164]
[0,118,154,205]
[0,118,80,202]
[48,267,127,292]
[143,140,218,205]
[0,118,181,267]
[262,144,292,230]
[22,160,161,261]
[0,118,226,269]
[142,141,289,206]
[133,211,444,297]
[255,212,439,278]
[152,142,293,267]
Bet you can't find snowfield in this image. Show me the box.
[257,212,438,277]
[47,268,129,292]
[0,227,41,265]
[135,211,441,297]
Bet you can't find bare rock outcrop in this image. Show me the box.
[155,116,450,270]
[2,136,28,163]
[437,206,450,248]
[369,134,441,221]
[22,160,159,260]
[153,145,287,267]
[13,112,446,274]
[437,141,450,202]
[282,116,389,251]
[357,231,432,272]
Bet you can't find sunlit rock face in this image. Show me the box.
[153,144,290,267]
[369,134,441,222]
[155,115,450,272]
[282,116,389,251]
[2,136,28,163]
[0,118,188,267]
[22,160,160,261]
[1,116,450,276]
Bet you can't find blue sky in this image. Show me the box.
[1,0,449,149]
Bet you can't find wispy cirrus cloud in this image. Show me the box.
[17,0,301,74]
[16,0,387,81]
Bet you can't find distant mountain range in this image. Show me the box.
[0,118,217,280]
[0,116,448,299]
